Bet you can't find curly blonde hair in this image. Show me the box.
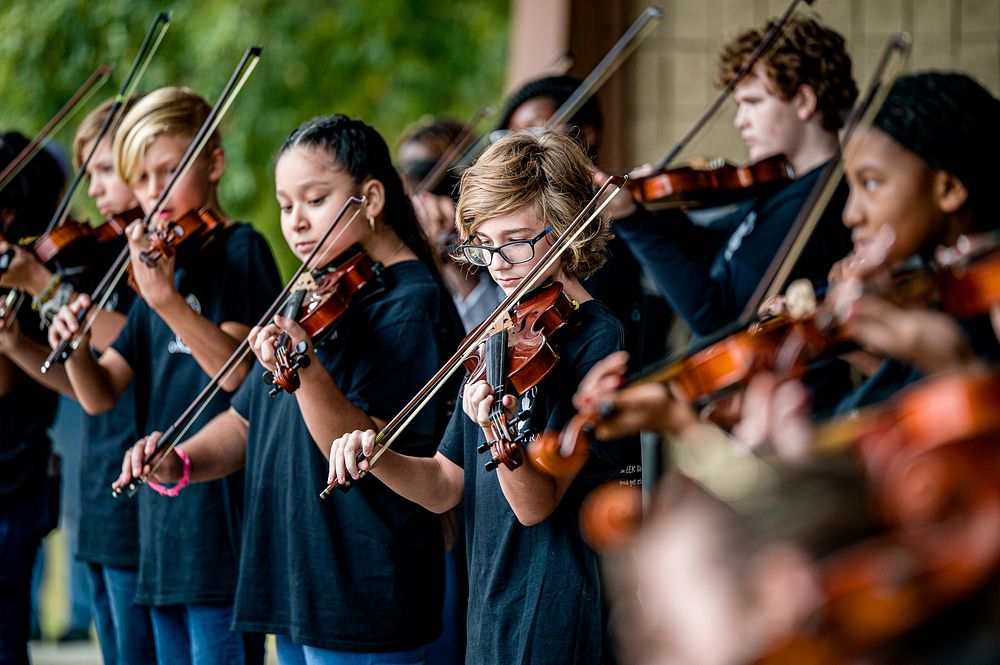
[454,131,610,280]
[716,15,857,132]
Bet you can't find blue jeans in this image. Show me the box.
[276,636,426,665]
[149,603,263,665]
[0,483,53,665]
[88,564,156,665]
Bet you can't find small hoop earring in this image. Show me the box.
[368,217,376,232]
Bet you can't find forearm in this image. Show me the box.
[5,337,76,397]
[366,449,463,514]
[180,409,249,483]
[66,348,122,414]
[298,364,379,459]
[153,293,248,390]
[497,457,572,526]
[88,308,127,353]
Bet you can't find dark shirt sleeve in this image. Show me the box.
[437,394,466,468]
[110,299,145,369]
[615,205,746,335]
[217,227,282,326]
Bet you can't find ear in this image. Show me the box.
[360,178,386,221]
[746,544,822,644]
[793,84,819,124]
[206,147,226,184]
[933,170,969,215]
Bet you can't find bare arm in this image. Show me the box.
[126,221,251,391]
[248,316,382,458]
[330,430,465,514]
[113,407,250,491]
[49,295,133,415]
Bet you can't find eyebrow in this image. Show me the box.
[275,180,334,198]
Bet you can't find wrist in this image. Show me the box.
[27,261,53,296]
[148,448,191,497]
[149,288,184,318]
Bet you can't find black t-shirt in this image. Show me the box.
[439,299,640,665]
[0,304,57,511]
[111,223,281,605]
[616,161,853,337]
[77,283,142,569]
[230,260,464,650]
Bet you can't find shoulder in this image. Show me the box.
[561,299,628,364]
[371,260,449,319]
[219,222,272,257]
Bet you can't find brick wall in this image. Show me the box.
[618,0,1000,170]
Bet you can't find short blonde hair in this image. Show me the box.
[113,87,219,185]
[455,131,610,279]
[72,96,141,170]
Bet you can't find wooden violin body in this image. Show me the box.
[629,154,794,210]
[33,207,143,268]
[463,282,576,472]
[759,367,1000,664]
[266,248,378,395]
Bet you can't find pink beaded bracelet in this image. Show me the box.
[148,448,191,497]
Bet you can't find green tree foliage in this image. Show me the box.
[0,0,509,275]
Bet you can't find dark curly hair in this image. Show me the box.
[0,131,65,243]
[278,114,440,279]
[716,15,857,132]
[874,72,1000,227]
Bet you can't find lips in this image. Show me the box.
[295,241,316,255]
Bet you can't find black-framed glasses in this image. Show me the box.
[456,225,554,267]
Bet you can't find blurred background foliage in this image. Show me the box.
[0,0,509,276]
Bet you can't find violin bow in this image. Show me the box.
[655,0,813,171]
[114,196,368,498]
[320,175,628,498]
[41,46,263,374]
[743,33,912,321]
[44,12,172,236]
[0,65,113,197]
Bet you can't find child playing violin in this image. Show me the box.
[602,14,856,337]
[115,114,465,664]
[330,131,640,665]
[575,72,1000,462]
[0,131,63,665]
[0,96,157,665]
[48,86,281,665]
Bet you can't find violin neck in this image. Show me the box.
[485,330,510,415]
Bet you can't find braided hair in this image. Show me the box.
[0,131,65,243]
[874,72,1000,228]
[278,115,440,279]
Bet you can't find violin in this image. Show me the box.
[137,207,225,268]
[628,154,794,210]
[463,281,577,471]
[265,247,379,395]
[32,207,144,269]
[756,367,1000,663]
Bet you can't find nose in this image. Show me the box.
[842,188,862,229]
[734,105,749,131]
[145,173,166,207]
[87,174,103,200]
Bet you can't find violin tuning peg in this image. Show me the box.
[296,354,312,369]
[484,458,500,472]
[477,441,491,454]
[294,341,309,354]
[261,370,275,386]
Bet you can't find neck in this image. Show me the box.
[364,223,418,266]
[789,126,840,177]
[555,271,591,304]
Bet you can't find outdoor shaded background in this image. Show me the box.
[0,0,510,276]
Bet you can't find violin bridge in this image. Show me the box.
[291,272,319,292]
